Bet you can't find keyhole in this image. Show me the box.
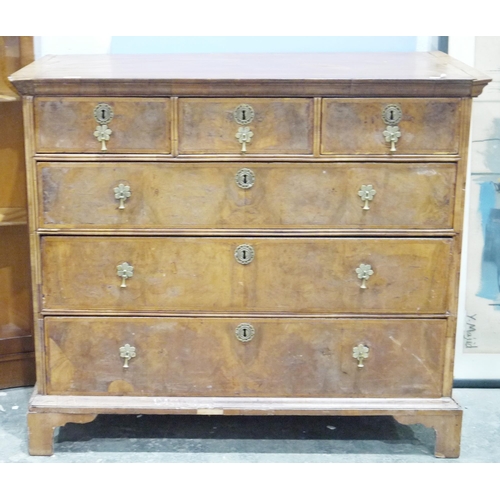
[241,110,246,121]
[235,323,254,342]
[243,174,248,184]
[235,244,253,264]
[102,109,106,120]
[389,110,394,121]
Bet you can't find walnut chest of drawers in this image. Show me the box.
[9,52,490,457]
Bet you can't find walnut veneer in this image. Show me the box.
[9,51,490,457]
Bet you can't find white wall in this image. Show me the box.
[34,36,439,59]
[450,36,500,380]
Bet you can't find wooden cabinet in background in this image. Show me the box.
[0,36,35,389]
[9,52,490,457]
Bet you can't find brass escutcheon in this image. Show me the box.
[235,323,255,342]
[234,104,255,125]
[356,263,373,289]
[234,244,254,265]
[382,104,402,125]
[119,343,136,368]
[352,344,369,368]
[94,103,114,124]
[117,262,134,287]
[114,183,131,210]
[235,168,255,189]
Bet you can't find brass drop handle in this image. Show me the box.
[235,126,253,153]
[94,125,112,151]
[117,262,134,288]
[119,343,136,368]
[114,184,131,210]
[383,126,401,152]
[356,264,373,289]
[352,344,369,368]
[358,185,376,210]
[93,103,113,151]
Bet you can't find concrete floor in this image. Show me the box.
[1,387,499,462]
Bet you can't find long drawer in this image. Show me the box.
[45,317,446,398]
[41,236,453,314]
[38,162,456,230]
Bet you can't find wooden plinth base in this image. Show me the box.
[27,412,97,456]
[27,389,463,458]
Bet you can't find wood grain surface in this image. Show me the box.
[0,225,32,330]
[178,98,313,155]
[0,37,35,389]
[34,97,171,154]
[40,236,453,314]
[0,101,26,207]
[321,98,461,155]
[8,52,491,98]
[44,316,446,398]
[38,162,456,230]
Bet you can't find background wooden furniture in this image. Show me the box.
[9,52,490,456]
[0,36,35,389]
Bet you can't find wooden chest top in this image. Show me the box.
[9,51,490,97]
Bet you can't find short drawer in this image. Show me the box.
[38,162,456,230]
[321,98,461,155]
[177,98,313,155]
[34,97,171,154]
[45,317,446,398]
[41,236,453,314]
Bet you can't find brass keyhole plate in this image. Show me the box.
[382,104,402,125]
[234,104,255,125]
[94,103,114,124]
[234,244,255,265]
[235,323,255,342]
[235,168,255,189]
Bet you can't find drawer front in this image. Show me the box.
[321,98,461,155]
[178,98,313,155]
[38,162,456,230]
[45,317,446,398]
[41,237,452,314]
[34,97,171,154]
